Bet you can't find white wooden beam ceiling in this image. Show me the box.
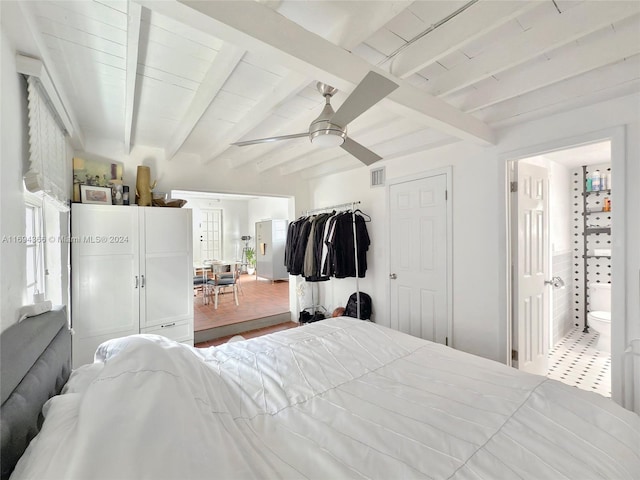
[456,19,640,113]
[138,0,495,146]
[165,44,246,160]
[124,2,142,154]
[426,1,640,97]
[12,0,639,180]
[203,72,311,164]
[387,1,538,79]
[17,1,86,150]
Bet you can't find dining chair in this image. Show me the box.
[206,263,239,309]
[193,267,208,299]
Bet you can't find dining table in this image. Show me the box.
[194,261,239,305]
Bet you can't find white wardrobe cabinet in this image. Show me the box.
[255,219,288,282]
[71,204,193,368]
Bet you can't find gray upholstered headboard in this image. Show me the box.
[0,306,71,480]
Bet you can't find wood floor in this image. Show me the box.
[194,273,290,332]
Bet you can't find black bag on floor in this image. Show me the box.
[344,292,372,320]
[299,309,326,324]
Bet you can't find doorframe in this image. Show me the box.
[501,126,626,404]
[386,166,453,346]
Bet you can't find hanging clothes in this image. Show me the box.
[285,209,370,281]
[304,212,332,282]
[323,211,370,278]
[289,217,312,276]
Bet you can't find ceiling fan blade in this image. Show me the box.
[231,132,308,147]
[330,71,399,128]
[340,137,382,166]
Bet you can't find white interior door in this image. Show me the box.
[513,162,550,375]
[200,209,222,261]
[389,173,449,344]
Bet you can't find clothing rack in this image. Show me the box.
[302,200,363,319]
[302,200,361,216]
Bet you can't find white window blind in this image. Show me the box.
[24,76,72,206]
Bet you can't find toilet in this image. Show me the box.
[587,283,611,353]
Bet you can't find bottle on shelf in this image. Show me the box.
[591,170,601,191]
[586,173,593,192]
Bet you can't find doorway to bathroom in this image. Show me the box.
[509,140,613,397]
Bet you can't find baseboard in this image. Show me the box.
[194,312,292,343]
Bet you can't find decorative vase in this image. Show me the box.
[135,166,155,206]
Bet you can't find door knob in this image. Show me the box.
[544,276,565,289]
[389,273,397,280]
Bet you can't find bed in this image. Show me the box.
[2,314,639,479]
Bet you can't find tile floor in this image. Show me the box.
[194,274,289,331]
[547,326,611,397]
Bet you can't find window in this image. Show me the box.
[25,197,45,300]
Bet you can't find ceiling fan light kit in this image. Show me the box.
[231,71,398,165]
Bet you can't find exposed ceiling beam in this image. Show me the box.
[298,156,362,180]
[388,1,538,79]
[204,71,311,163]
[334,1,413,51]
[124,2,142,154]
[165,44,246,160]
[476,56,640,127]
[428,1,640,97]
[223,90,332,169]
[298,134,459,180]
[207,1,409,165]
[137,0,495,145]
[17,1,85,150]
[457,21,640,113]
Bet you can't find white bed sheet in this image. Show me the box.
[11,318,640,479]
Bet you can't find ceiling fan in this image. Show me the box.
[231,71,399,165]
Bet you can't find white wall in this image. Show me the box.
[248,196,290,225]
[309,141,503,360]
[307,93,640,394]
[0,28,30,332]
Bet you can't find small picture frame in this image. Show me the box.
[80,185,113,205]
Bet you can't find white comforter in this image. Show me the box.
[12,318,640,479]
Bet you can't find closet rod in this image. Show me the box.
[303,201,360,215]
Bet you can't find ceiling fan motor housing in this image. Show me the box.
[309,85,347,146]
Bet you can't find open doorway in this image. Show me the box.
[173,189,293,343]
[509,140,613,397]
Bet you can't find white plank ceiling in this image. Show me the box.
[13,0,640,179]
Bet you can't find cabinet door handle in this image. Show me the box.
[134,276,139,288]
[141,275,145,288]
[161,322,176,328]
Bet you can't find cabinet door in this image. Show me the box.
[140,208,193,329]
[71,205,140,367]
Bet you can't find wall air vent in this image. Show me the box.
[370,167,385,188]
